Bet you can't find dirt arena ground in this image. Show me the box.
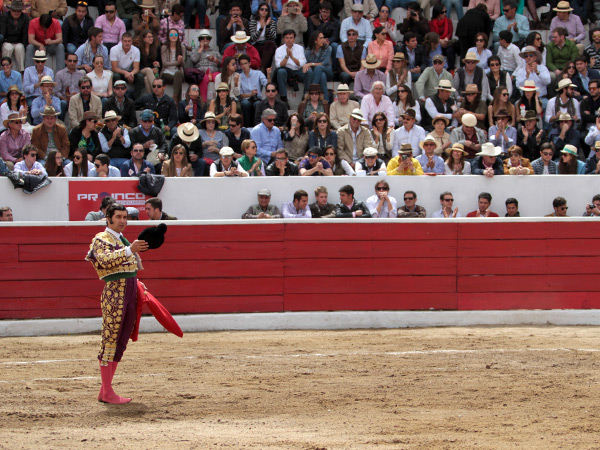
[2,326,600,449]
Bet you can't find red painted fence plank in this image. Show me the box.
[457,256,600,276]
[285,223,458,241]
[457,239,600,258]
[284,258,456,276]
[285,275,456,294]
[458,222,598,240]
[284,293,458,311]
[285,240,457,259]
[458,274,599,293]
[458,292,595,310]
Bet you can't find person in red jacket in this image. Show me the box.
[222,30,262,70]
[466,192,500,217]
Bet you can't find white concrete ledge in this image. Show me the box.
[3,310,600,337]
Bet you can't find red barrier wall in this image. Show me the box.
[1,222,599,319]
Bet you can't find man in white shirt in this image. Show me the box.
[497,30,521,74]
[273,29,306,106]
[513,45,551,108]
[282,189,312,218]
[89,154,121,177]
[392,109,427,157]
[545,78,580,126]
[109,32,143,100]
[365,180,397,218]
[13,145,47,176]
[431,191,462,218]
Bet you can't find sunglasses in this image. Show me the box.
[317,119,328,123]
[324,152,335,156]
[199,36,211,40]
[169,33,179,37]
[105,9,115,13]
[228,123,238,127]
[80,85,91,89]
[443,198,454,202]
[489,63,500,67]
[404,197,415,201]
[73,155,82,160]
[114,86,126,90]
[132,149,145,153]
[173,152,185,155]
[376,186,388,191]
[347,32,358,36]
[105,118,117,122]
[67,59,78,63]
[141,119,153,123]
[559,206,569,210]
[433,60,443,65]
[365,155,376,159]
[266,89,277,93]
[1,63,10,67]
[475,38,484,42]
[259,7,269,11]
[153,84,163,88]
[275,157,287,161]
[94,163,101,168]
[35,61,45,64]
[87,119,98,123]
[503,8,510,12]
[308,154,318,159]
[541,152,553,156]
[265,118,275,123]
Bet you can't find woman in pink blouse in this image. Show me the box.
[368,27,394,73]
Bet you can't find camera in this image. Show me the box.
[401,154,408,161]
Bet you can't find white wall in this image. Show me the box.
[3,175,600,221]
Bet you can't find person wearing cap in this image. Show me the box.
[545,78,581,126]
[491,0,528,49]
[25,14,66,71]
[354,54,385,100]
[242,189,283,219]
[585,142,600,174]
[277,0,308,46]
[398,2,429,44]
[496,30,521,75]
[558,144,585,174]
[422,79,458,129]
[385,52,412,102]
[103,79,137,129]
[299,146,333,175]
[340,3,372,46]
[458,84,486,129]
[466,192,499,217]
[471,142,504,177]
[392,108,426,157]
[98,110,131,169]
[131,0,160,36]
[550,112,581,153]
[513,46,551,105]
[336,108,374,165]
[531,142,558,175]
[416,136,444,175]
[335,184,371,218]
[444,143,471,175]
[503,145,533,175]
[254,82,289,128]
[0,113,30,169]
[31,106,69,160]
[415,53,452,100]
[427,115,451,156]
[31,75,63,126]
[188,30,222,101]
[386,143,424,175]
[431,191,461,218]
[516,110,544,161]
[23,49,54,107]
[120,142,156,176]
[272,29,306,104]
[488,108,517,154]
[265,148,299,176]
[549,1,585,48]
[210,146,248,177]
[281,189,312,218]
[137,77,178,136]
[94,1,126,53]
[365,180,397,218]
[309,185,336,219]
[545,197,570,217]
[66,76,102,130]
[355,146,386,176]
[129,109,168,162]
[218,3,250,51]
[0,1,29,73]
[74,27,111,73]
[337,26,367,86]
[89,153,121,177]
[453,52,490,104]
[546,27,579,83]
[330,84,359,129]
[449,113,485,159]
[360,81,396,128]
[109,32,144,100]
[62,1,94,55]
[222,31,262,71]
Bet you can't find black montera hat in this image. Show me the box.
[138,223,167,249]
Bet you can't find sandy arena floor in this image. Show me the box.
[2,327,600,449]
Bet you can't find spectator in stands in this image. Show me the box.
[487,56,512,102]
[137,77,178,137]
[467,32,492,72]
[67,76,102,131]
[583,194,600,216]
[432,191,461,218]
[31,0,66,19]
[386,143,424,175]
[415,54,452,101]
[238,54,267,128]
[337,27,367,87]
[69,111,101,159]
[514,46,551,108]
[277,0,307,46]
[283,113,309,162]
[89,153,120,177]
[298,84,330,130]
[335,184,371,218]
[572,56,600,99]
[392,109,426,157]
[453,52,490,104]
[110,32,144,101]
[224,114,250,159]
[158,4,189,50]
[505,198,520,217]
[281,189,312,218]
[120,142,155,176]
[400,32,426,84]
[299,146,333,175]
[545,196,569,217]
[515,80,542,124]
[75,27,110,74]
[550,113,581,155]
[585,141,600,174]
[31,106,68,161]
[103,80,137,129]
[248,2,277,75]
[23,50,53,108]
[272,29,306,107]
[187,30,221,102]
[309,112,337,152]
[159,32,186,106]
[170,122,205,176]
[95,1,125,53]
[369,112,394,162]
[145,197,178,220]
[88,55,113,106]
[254,82,289,128]
[397,190,426,218]
[496,30,520,76]
[304,31,333,103]
[503,145,533,175]
[309,185,336,218]
[31,76,62,126]
[416,136,444,175]
[558,144,585,174]
[455,3,491,62]
[531,142,558,174]
[337,108,373,165]
[340,4,371,46]
[0,58,22,105]
[0,85,26,131]
[457,84,486,130]
[386,53,412,104]
[98,110,130,170]
[210,146,248,177]
[354,54,385,101]
[467,192,499,217]
[330,84,359,130]
[550,1,585,52]
[517,110,544,161]
[324,144,355,175]
[489,109,517,155]
[26,14,65,71]
[85,196,114,221]
[471,142,503,177]
[0,113,30,165]
[128,110,167,162]
[62,1,93,55]
[307,2,340,71]
[399,2,429,44]
[132,0,159,36]
[368,26,394,74]
[422,79,458,130]
[236,139,265,176]
[266,148,299,176]
[0,207,14,221]
[449,113,485,160]
[427,115,451,156]
[365,180,397,218]
[219,2,249,51]
[444,143,471,175]
[64,147,93,177]
[0,1,29,73]
[242,188,283,219]
[223,31,262,71]
[491,1,528,49]
[135,30,162,96]
[585,28,600,70]
[251,108,283,165]
[13,144,46,175]
[199,112,229,165]
[161,143,192,177]
[547,27,579,86]
[360,81,395,128]
[355,146,386,176]
[581,83,600,141]
[55,53,83,113]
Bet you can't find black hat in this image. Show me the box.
[138,223,167,249]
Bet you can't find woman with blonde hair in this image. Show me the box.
[162,144,192,177]
[237,139,265,176]
[385,53,411,103]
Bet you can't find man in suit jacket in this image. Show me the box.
[67,76,102,131]
[30,105,69,160]
[572,56,600,99]
[336,108,374,166]
[335,184,371,218]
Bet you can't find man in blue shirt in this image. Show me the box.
[339,4,372,46]
[23,49,54,108]
[31,76,62,125]
[238,54,267,128]
[251,108,283,164]
[0,56,22,101]
[492,0,529,50]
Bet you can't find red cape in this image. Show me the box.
[131,280,183,341]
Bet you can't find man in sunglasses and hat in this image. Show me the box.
[423,79,459,129]
[453,51,490,103]
[103,80,137,129]
[0,113,29,170]
[386,143,424,175]
[545,78,580,127]
[0,1,29,73]
[337,108,374,166]
[472,142,504,177]
[415,54,452,100]
[98,110,131,169]
[354,54,385,101]
[31,75,62,125]
[450,113,486,159]
[222,30,261,70]
[513,46,551,106]
[129,109,168,161]
[330,83,359,129]
[31,105,69,160]
[23,49,53,108]
[550,112,581,152]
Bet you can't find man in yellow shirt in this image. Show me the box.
[386,142,424,175]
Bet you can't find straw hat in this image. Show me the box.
[201,111,217,125]
[519,45,542,62]
[216,82,229,91]
[199,29,212,39]
[79,111,98,126]
[462,84,480,95]
[177,122,199,143]
[400,109,417,120]
[351,3,364,11]
[594,141,600,150]
[520,110,537,122]
[40,75,56,86]
[437,79,455,92]
[40,106,60,116]
[561,144,577,156]
[519,80,538,92]
[419,136,437,151]
[432,115,450,127]
[362,54,381,69]
[231,31,250,44]
[461,113,477,127]
[445,142,467,156]
[392,52,406,62]
[557,78,576,91]
[103,110,122,122]
[139,0,155,9]
[3,112,26,129]
[350,108,364,121]
[308,83,321,93]
[398,143,413,154]
[476,142,502,157]
[493,108,511,121]
[335,83,353,94]
[6,85,22,96]
[462,52,480,64]
[553,1,573,12]
[556,112,573,122]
